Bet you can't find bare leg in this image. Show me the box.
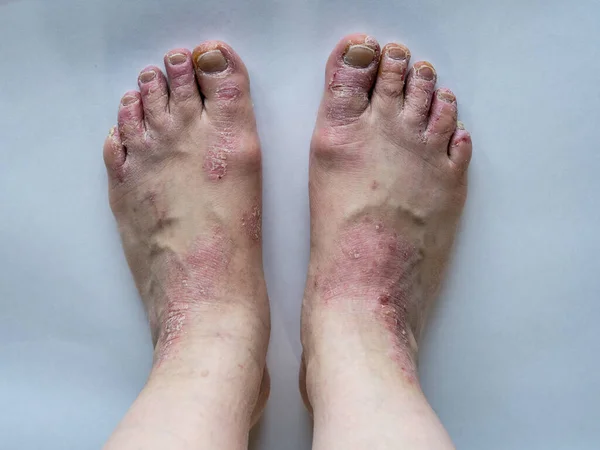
[301,34,472,449]
[102,42,269,450]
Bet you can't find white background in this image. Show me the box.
[1,0,599,448]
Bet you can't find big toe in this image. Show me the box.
[192,41,255,127]
[318,34,381,126]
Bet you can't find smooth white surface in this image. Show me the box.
[1,0,599,448]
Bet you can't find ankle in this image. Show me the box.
[303,297,419,363]
[301,306,421,407]
[129,367,261,445]
[151,301,269,375]
[303,350,422,424]
[146,327,268,426]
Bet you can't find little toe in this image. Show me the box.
[426,88,458,147]
[401,61,437,131]
[117,91,145,146]
[103,126,126,178]
[448,124,472,169]
[192,41,254,125]
[319,34,381,126]
[164,48,202,115]
[372,43,411,110]
[138,66,169,127]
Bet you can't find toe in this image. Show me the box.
[401,61,437,131]
[138,66,169,127]
[319,34,381,126]
[448,124,472,169]
[192,41,254,125]
[164,48,202,115]
[372,43,411,110]
[426,88,458,147]
[103,126,126,177]
[117,91,145,146]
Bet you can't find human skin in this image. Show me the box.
[102,33,471,450]
[103,41,270,450]
[300,34,471,450]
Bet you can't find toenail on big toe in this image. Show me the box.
[343,45,375,68]
[416,64,436,81]
[196,50,228,73]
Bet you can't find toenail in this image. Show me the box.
[121,95,138,106]
[168,53,188,65]
[387,46,408,61]
[457,121,465,130]
[437,90,456,103]
[343,45,375,68]
[415,63,436,81]
[139,70,156,83]
[196,50,228,73]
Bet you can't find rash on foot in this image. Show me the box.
[314,216,423,361]
[154,229,233,364]
[241,204,262,243]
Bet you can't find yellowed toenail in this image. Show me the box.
[343,45,375,68]
[196,50,228,73]
[168,53,187,65]
[121,95,138,106]
[108,126,116,138]
[457,121,465,130]
[437,90,456,103]
[139,70,156,83]
[387,46,409,61]
[415,63,436,81]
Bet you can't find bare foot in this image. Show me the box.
[103,42,269,449]
[301,34,472,449]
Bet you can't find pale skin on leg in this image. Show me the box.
[102,42,270,450]
[300,34,472,449]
